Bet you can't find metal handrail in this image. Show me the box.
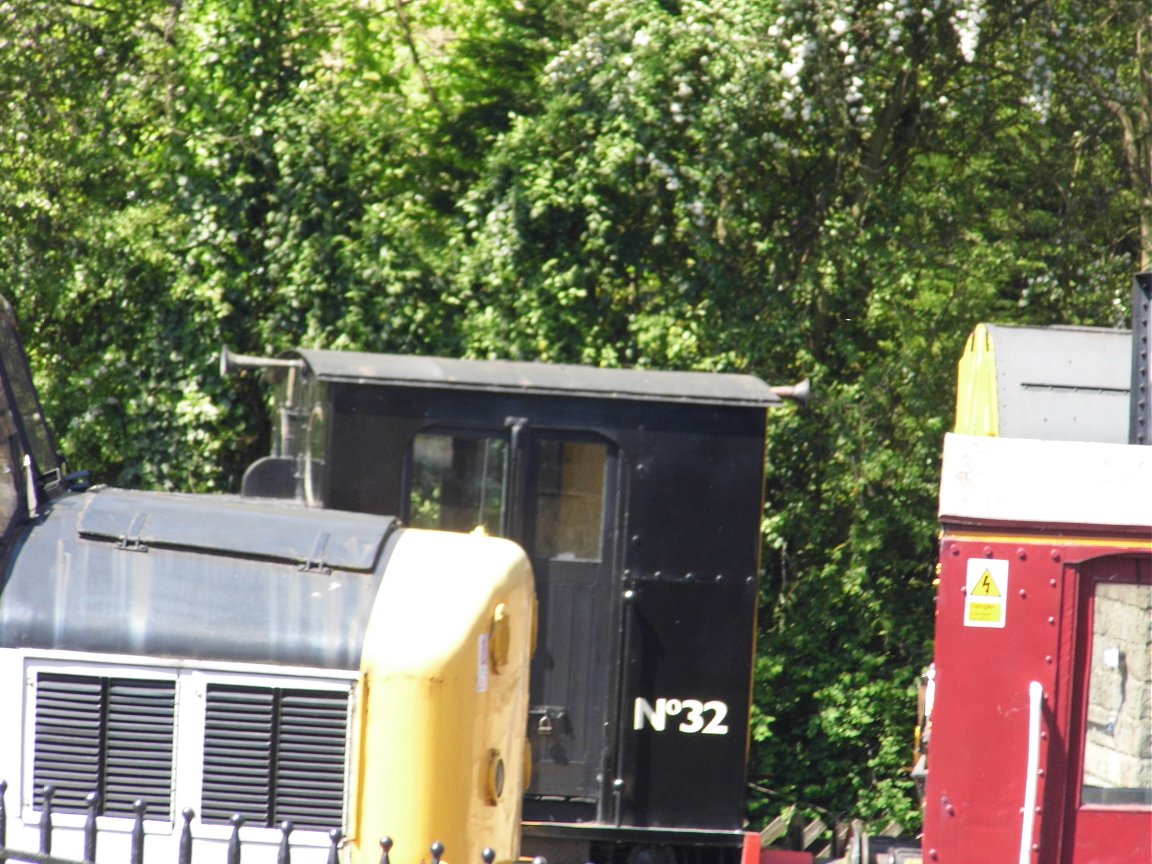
[1018,681,1044,864]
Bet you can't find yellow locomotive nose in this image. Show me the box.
[350,528,535,864]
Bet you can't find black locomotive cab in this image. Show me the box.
[229,350,785,864]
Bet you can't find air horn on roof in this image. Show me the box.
[769,377,811,406]
[219,346,304,378]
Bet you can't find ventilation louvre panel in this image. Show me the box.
[203,684,348,831]
[202,686,274,824]
[32,673,175,819]
[275,691,348,829]
[33,675,102,812]
[104,680,176,818]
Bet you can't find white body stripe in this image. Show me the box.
[939,434,1152,529]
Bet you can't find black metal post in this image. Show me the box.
[179,808,195,864]
[379,836,393,864]
[39,786,54,855]
[130,800,146,864]
[1,778,8,847]
[430,842,444,864]
[326,830,342,864]
[227,815,244,864]
[1131,272,1151,445]
[277,822,293,864]
[82,793,98,864]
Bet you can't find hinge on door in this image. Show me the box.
[300,530,332,574]
[116,511,149,553]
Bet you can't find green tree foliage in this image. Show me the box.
[0,0,1146,834]
[0,0,582,486]
[453,0,1144,826]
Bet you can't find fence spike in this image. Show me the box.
[227,815,245,864]
[277,821,294,864]
[482,848,496,864]
[179,808,196,864]
[130,800,147,864]
[83,792,99,864]
[431,841,445,864]
[379,836,393,864]
[39,785,55,855]
[1,778,8,847]
[326,829,342,864]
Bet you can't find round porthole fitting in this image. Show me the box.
[485,749,505,805]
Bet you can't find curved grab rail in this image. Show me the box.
[1018,681,1045,864]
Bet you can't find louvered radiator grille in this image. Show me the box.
[33,673,175,819]
[203,684,348,830]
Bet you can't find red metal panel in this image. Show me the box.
[923,532,1150,864]
[924,536,1063,863]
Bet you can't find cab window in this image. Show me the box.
[407,432,507,534]
[1081,578,1152,806]
[533,439,607,561]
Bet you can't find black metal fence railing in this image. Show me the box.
[0,782,508,864]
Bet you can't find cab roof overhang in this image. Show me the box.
[286,349,782,409]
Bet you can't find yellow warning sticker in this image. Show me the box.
[972,569,1001,597]
[964,558,1008,629]
[967,602,1002,624]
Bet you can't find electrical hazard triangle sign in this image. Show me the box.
[964,558,1008,628]
[972,569,1001,597]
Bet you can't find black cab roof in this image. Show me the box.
[286,349,782,408]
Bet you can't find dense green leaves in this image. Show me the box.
[1,0,1146,835]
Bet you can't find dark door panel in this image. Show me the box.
[525,437,618,806]
[529,557,612,798]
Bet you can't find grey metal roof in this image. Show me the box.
[0,488,400,668]
[985,324,1131,444]
[78,486,395,570]
[288,349,782,408]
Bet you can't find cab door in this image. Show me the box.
[403,425,621,816]
[1060,555,1151,863]
[520,434,619,812]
